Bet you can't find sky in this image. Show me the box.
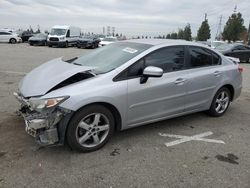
[0,0,249,39]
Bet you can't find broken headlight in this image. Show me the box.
[28,96,69,112]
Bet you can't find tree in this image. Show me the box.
[170,32,178,39]
[166,34,171,39]
[197,19,211,41]
[183,24,192,41]
[177,29,184,39]
[222,12,247,42]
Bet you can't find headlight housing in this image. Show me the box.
[59,36,65,40]
[28,96,69,112]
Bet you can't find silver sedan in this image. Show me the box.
[14,39,242,152]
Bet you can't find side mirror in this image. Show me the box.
[140,66,163,84]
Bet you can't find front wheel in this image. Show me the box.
[67,105,115,152]
[65,41,68,48]
[10,38,16,44]
[207,87,231,117]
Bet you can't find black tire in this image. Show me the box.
[67,105,115,152]
[10,38,16,44]
[207,87,231,117]
[48,45,52,47]
[91,43,95,49]
[29,43,33,46]
[65,41,68,48]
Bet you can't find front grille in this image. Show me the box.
[49,37,59,41]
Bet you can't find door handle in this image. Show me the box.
[174,78,187,85]
[213,71,222,76]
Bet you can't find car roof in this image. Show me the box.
[124,39,202,47]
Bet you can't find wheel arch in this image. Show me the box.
[222,84,235,101]
[71,102,122,131]
[59,101,122,146]
[9,38,16,43]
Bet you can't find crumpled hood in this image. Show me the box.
[19,57,94,97]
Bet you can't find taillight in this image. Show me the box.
[238,65,244,73]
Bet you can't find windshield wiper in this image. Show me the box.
[65,57,78,63]
[73,63,82,66]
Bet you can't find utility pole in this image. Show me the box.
[248,22,250,45]
[215,15,223,41]
[103,26,105,35]
[234,5,237,13]
[112,27,115,37]
[107,26,111,36]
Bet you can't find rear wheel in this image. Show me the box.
[67,105,115,152]
[10,38,16,44]
[207,87,231,117]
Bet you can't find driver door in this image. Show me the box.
[126,46,188,126]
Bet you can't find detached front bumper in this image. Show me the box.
[14,92,72,146]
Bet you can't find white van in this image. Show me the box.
[47,25,81,47]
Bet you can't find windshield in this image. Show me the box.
[103,38,116,42]
[216,43,234,51]
[82,36,93,39]
[35,33,46,38]
[212,41,225,48]
[50,28,66,36]
[72,42,152,74]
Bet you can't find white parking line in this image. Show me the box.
[0,70,26,75]
[159,131,225,147]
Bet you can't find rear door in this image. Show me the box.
[184,46,223,111]
[0,32,11,42]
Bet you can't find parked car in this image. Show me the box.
[0,31,22,43]
[28,33,48,46]
[211,41,225,49]
[14,39,242,152]
[76,35,100,49]
[99,36,117,46]
[47,25,81,47]
[20,32,33,42]
[216,43,250,63]
[95,34,106,41]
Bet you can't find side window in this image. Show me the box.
[127,59,144,77]
[3,32,11,35]
[144,46,185,72]
[66,30,70,37]
[189,47,212,68]
[0,32,3,35]
[212,53,221,65]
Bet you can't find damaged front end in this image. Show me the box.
[14,92,72,146]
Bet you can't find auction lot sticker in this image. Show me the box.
[123,47,138,53]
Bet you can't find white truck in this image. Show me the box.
[47,25,81,47]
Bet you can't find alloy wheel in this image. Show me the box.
[215,91,229,114]
[76,113,110,148]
